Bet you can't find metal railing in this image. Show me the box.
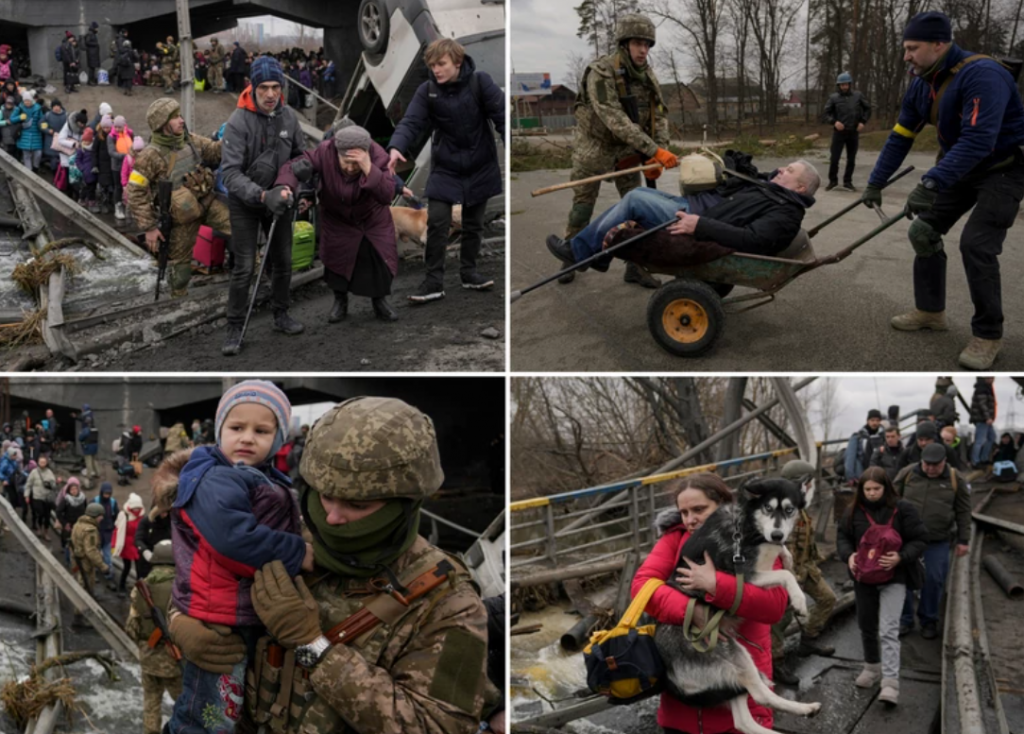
[509,446,803,569]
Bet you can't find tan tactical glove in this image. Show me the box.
[252,560,321,648]
[168,609,246,674]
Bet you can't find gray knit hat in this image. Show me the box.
[333,124,372,152]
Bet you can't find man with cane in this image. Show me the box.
[221,56,307,357]
[552,13,677,288]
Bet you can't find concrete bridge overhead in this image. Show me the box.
[0,0,362,87]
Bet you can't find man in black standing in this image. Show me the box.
[84,22,100,86]
[823,72,871,191]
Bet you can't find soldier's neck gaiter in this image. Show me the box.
[619,49,649,86]
[151,131,185,150]
[304,491,422,578]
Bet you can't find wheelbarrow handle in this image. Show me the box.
[511,217,678,303]
[807,165,915,238]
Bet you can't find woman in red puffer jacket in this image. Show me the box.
[631,473,789,734]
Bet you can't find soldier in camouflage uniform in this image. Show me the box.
[167,397,500,734]
[125,540,183,734]
[70,502,110,628]
[127,98,231,297]
[207,37,226,93]
[158,37,179,93]
[554,14,677,288]
[770,461,838,685]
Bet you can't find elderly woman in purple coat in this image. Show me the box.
[276,124,399,323]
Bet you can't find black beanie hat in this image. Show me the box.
[916,421,938,440]
[867,409,883,420]
[903,11,952,43]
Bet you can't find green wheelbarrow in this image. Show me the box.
[512,165,915,358]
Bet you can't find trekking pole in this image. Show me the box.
[806,165,915,238]
[510,217,677,304]
[239,215,279,348]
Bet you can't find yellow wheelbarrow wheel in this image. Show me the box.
[647,279,724,357]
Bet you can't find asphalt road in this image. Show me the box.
[510,149,1024,372]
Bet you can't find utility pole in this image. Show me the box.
[176,0,195,130]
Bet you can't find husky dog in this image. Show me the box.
[652,478,822,734]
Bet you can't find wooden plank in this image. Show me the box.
[46,269,77,361]
[0,147,148,258]
[0,495,138,661]
[26,564,63,734]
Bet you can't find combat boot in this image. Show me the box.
[221,324,243,356]
[623,262,661,289]
[773,657,800,686]
[890,309,948,331]
[958,336,1001,370]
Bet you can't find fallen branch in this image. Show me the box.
[0,309,44,347]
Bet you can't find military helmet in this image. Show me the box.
[85,503,105,518]
[210,37,218,44]
[151,539,174,565]
[300,397,444,501]
[147,98,180,132]
[836,71,853,84]
[616,14,656,47]
[166,36,175,44]
[781,459,816,483]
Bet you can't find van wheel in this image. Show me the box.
[647,280,724,357]
[358,0,390,55]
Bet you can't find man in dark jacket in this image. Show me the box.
[864,11,1024,370]
[228,42,246,93]
[823,72,871,191]
[870,425,906,481]
[844,409,886,482]
[547,158,819,267]
[92,482,118,580]
[893,442,970,638]
[387,38,505,303]
[220,55,306,356]
[969,377,997,466]
[84,22,101,86]
[79,403,99,479]
[929,377,959,427]
[134,505,171,580]
[897,419,962,471]
[60,33,80,95]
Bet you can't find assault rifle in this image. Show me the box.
[154,180,173,301]
[135,579,184,669]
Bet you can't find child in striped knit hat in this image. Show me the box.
[168,379,313,733]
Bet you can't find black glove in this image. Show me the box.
[906,183,938,215]
[862,183,883,208]
[264,185,293,217]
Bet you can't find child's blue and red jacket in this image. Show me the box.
[170,445,305,627]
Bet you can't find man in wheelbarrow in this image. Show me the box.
[545,158,820,269]
[864,11,1024,370]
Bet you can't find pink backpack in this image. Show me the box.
[854,506,903,585]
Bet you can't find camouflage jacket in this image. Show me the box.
[785,509,823,583]
[252,535,498,734]
[70,515,107,572]
[574,49,669,158]
[208,43,226,66]
[161,44,179,65]
[126,134,222,231]
[125,565,182,678]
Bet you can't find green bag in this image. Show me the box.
[292,220,315,271]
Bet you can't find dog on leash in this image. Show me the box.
[390,204,464,248]
[652,478,822,734]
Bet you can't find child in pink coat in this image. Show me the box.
[120,135,145,224]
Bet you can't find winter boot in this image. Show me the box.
[372,297,399,321]
[114,202,126,220]
[958,336,1001,370]
[855,662,882,688]
[272,310,305,335]
[878,678,899,705]
[890,309,948,331]
[328,292,348,323]
[221,324,243,356]
[773,657,800,686]
[623,261,661,289]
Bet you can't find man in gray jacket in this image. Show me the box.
[220,55,306,356]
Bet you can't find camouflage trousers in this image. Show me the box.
[161,64,176,90]
[564,135,642,239]
[143,671,182,734]
[165,198,231,295]
[208,64,223,91]
[770,564,838,657]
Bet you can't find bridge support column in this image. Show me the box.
[27,27,65,81]
[323,23,362,98]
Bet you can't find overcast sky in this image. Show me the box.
[806,377,1022,441]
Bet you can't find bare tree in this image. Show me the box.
[744,0,804,128]
[646,0,727,136]
[565,50,591,91]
